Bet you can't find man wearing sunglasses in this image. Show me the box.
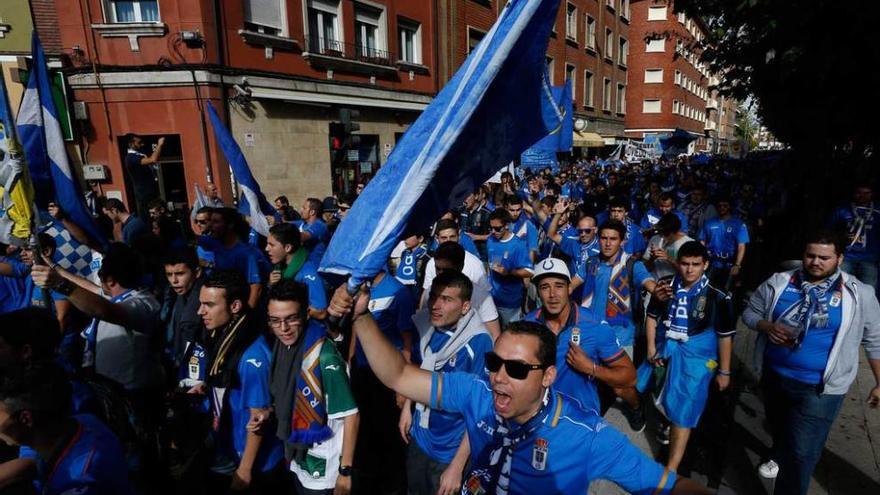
[486,209,534,327]
[328,288,710,494]
[524,258,635,416]
[545,200,599,275]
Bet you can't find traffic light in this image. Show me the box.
[329,122,346,162]
[339,108,361,134]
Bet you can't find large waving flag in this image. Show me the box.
[0,76,35,246]
[521,78,571,168]
[205,102,274,237]
[16,33,106,248]
[320,0,562,287]
[557,79,574,153]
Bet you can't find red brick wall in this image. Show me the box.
[31,0,62,54]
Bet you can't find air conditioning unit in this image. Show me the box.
[82,164,107,180]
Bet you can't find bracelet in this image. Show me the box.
[590,362,597,377]
[717,369,731,376]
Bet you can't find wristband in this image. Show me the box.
[717,369,731,376]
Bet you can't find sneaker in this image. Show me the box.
[758,460,779,479]
[622,404,646,433]
[656,424,670,445]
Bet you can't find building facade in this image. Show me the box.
[1,0,62,116]
[624,0,722,154]
[49,0,437,209]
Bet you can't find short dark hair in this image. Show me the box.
[805,229,846,256]
[0,363,72,426]
[103,198,127,213]
[677,240,709,261]
[658,192,675,203]
[655,212,682,235]
[504,194,523,207]
[430,270,473,302]
[608,197,629,211]
[435,219,459,234]
[0,308,60,365]
[598,220,627,240]
[125,133,140,146]
[489,208,512,224]
[269,222,302,250]
[266,279,309,319]
[37,232,55,251]
[203,270,249,308]
[196,206,214,216]
[306,197,323,216]
[433,241,466,271]
[502,321,557,368]
[275,195,290,206]
[98,242,143,289]
[146,198,166,211]
[163,246,200,271]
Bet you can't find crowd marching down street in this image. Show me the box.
[0,1,878,495]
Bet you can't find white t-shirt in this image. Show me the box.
[422,251,499,324]
[95,290,165,390]
[643,234,694,280]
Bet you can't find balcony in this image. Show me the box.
[706,99,718,110]
[302,36,397,76]
[704,120,717,131]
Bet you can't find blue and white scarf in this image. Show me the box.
[791,270,841,349]
[81,290,135,368]
[665,275,710,342]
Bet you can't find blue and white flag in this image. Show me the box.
[557,79,573,153]
[320,0,562,287]
[190,182,208,222]
[521,79,571,168]
[205,102,274,237]
[16,32,106,248]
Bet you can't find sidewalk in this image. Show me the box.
[590,322,880,494]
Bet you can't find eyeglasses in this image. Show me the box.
[485,351,548,380]
[489,225,505,232]
[578,228,596,234]
[268,314,303,329]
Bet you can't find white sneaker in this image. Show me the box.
[758,460,779,479]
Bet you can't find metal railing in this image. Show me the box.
[306,35,394,66]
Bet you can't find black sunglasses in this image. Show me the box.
[577,228,596,234]
[485,352,547,380]
[489,225,505,232]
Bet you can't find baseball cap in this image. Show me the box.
[531,258,571,284]
[322,196,339,213]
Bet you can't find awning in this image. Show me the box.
[573,131,605,148]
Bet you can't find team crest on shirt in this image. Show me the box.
[830,292,842,307]
[694,296,707,319]
[448,355,457,368]
[532,438,549,470]
[570,328,581,345]
[188,355,200,380]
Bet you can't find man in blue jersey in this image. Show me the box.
[265,222,328,320]
[545,200,599,274]
[743,231,880,494]
[828,183,880,289]
[699,196,749,289]
[639,241,735,472]
[505,194,539,262]
[607,197,647,257]
[102,198,150,246]
[640,192,689,235]
[0,363,132,495]
[201,207,269,309]
[486,209,534,327]
[524,258,635,415]
[401,270,493,495]
[392,233,428,296]
[299,197,331,265]
[328,288,711,494]
[196,270,285,492]
[430,219,481,258]
[0,233,67,318]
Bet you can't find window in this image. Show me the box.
[566,4,578,41]
[644,68,663,83]
[606,0,615,11]
[619,37,628,65]
[678,12,686,23]
[354,2,386,58]
[243,0,285,35]
[107,0,159,22]
[674,70,681,85]
[616,84,626,114]
[308,0,341,52]
[672,100,680,114]
[585,15,596,50]
[647,6,667,21]
[602,78,612,111]
[605,28,614,59]
[546,57,555,85]
[621,0,630,19]
[565,64,576,100]
[398,19,421,64]
[583,70,594,107]
[643,99,661,113]
[467,27,486,54]
[646,38,665,52]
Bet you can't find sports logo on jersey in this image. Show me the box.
[830,292,842,307]
[188,355,201,380]
[246,358,263,368]
[532,438,549,471]
[448,355,457,368]
[570,328,581,345]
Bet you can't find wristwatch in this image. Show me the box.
[338,465,352,477]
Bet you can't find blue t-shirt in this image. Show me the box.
[559,236,600,274]
[216,337,284,472]
[431,374,676,495]
[354,275,416,367]
[577,256,653,346]
[766,277,843,384]
[205,238,267,285]
[37,414,133,495]
[525,305,625,413]
[121,215,150,245]
[829,205,880,262]
[411,329,493,464]
[294,260,329,311]
[0,257,63,314]
[623,220,647,256]
[428,235,480,258]
[487,235,533,309]
[639,208,689,234]
[301,219,330,265]
[395,245,428,286]
[700,216,750,268]
[511,215,540,254]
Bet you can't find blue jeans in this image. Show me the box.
[762,368,845,495]
[841,259,878,291]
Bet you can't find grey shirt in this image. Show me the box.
[95,289,165,390]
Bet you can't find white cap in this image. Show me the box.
[531,258,571,284]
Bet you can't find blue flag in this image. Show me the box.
[205,102,274,237]
[557,79,573,153]
[520,78,572,168]
[320,0,562,287]
[16,32,106,248]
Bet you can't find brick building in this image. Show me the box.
[624,0,725,154]
[1,0,62,116]
[47,0,437,209]
[437,0,632,151]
